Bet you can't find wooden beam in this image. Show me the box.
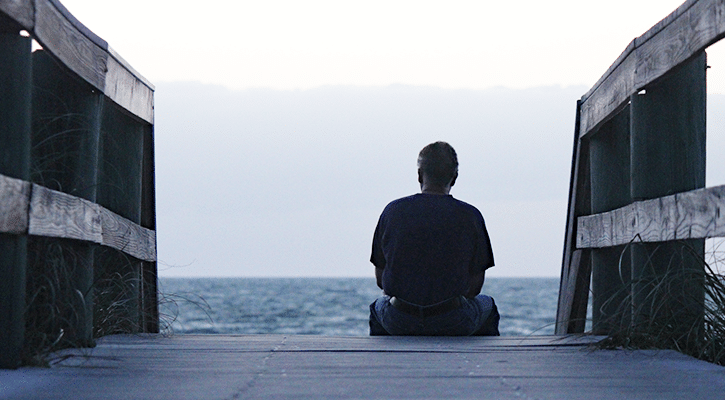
[0,175,156,261]
[1,0,154,123]
[0,33,31,369]
[579,0,725,137]
[106,47,154,124]
[100,207,156,262]
[0,0,34,29]
[0,174,30,234]
[28,184,103,243]
[577,185,725,248]
[556,100,591,334]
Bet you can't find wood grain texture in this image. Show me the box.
[33,0,106,91]
[579,42,636,136]
[1,0,154,123]
[579,0,725,137]
[577,185,725,248]
[0,174,30,234]
[28,183,102,243]
[0,0,34,29]
[105,53,154,124]
[100,207,156,262]
[633,0,725,89]
[0,174,156,261]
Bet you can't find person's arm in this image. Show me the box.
[375,266,384,290]
[465,270,485,299]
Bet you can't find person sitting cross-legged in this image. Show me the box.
[369,141,500,336]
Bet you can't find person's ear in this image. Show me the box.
[418,169,424,184]
[450,172,458,187]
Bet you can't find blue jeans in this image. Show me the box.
[369,295,500,336]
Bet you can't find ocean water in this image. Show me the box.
[158,277,561,337]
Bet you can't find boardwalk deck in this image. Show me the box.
[1,334,723,399]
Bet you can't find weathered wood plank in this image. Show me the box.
[0,174,156,262]
[33,0,106,92]
[556,250,590,334]
[0,175,30,234]
[579,41,636,136]
[634,0,725,89]
[5,334,725,400]
[1,0,154,123]
[556,100,590,335]
[0,0,34,29]
[28,184,103,243]
[105,48,155,124]
[579,0,725,137]
[577,185,725,248]
[100,207,156,262]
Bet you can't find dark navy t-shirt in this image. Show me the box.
[370,193,494,305]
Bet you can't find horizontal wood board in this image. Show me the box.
[100,207,156,262]
[0,0,154,123]
[0,173,156,261]
[0,174,30,234]
[579,0,725,136]
[28,184,102,243]
[0,0,33,28]
[4,334,725,400]
[577,185,725,248]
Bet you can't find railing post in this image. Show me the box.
[95,104,144,334]
[556,100,592,334]
[0,32,31,368]
[140,125,158,333]
[629,52,707,342]
[589,106,632,334]
[28,50,103,347]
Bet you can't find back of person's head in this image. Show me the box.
[417,141,458,186]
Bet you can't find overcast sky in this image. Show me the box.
[54,0,725,277]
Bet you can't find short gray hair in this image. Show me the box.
[417,141,458,186]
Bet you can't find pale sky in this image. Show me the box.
[49,1,725,277]
[61,0,697,91]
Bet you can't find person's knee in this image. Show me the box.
[472,297,500,336]
[369,300,390,336]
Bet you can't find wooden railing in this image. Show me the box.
[556,0,725,335]
[0,0,156,368]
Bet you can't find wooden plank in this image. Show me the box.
[37,1,154,124]
[140,125,158,332]
[579,0,725,137]
[557,250,591,334]
[634,0,725,89]
[0,33,31,370]
[1,0,155,124]
[0,174,157,262]
[0,172,30,234]
[556,101,590,334]
[100,207,156,262]
[579,41,636,136]
[105,52,154,124]
[588,106,632,335]
[28,184,103,243]
[5,334,725,399]
[577,185,725,248]
[0,0,34,29]
[33,0,106,91]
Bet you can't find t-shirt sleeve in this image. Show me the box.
[474,215,495,273]
[370,214,386,269]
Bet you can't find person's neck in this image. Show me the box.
[420,185,451,195]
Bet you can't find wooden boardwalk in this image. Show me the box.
[1,334,724,399]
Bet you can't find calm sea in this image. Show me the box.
[158,277,563,337]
